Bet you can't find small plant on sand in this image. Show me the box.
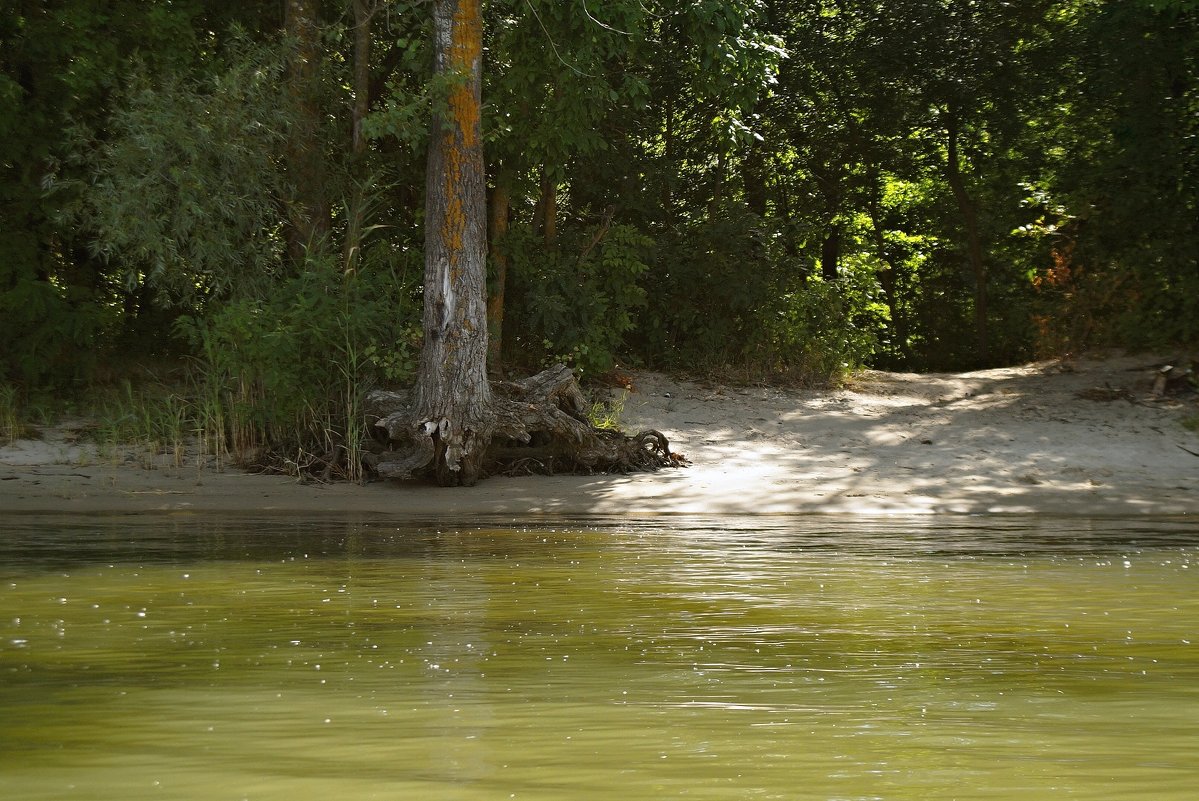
[588,390,628,431]
[1,385,23,445]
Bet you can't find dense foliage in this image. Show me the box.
[3,0,1195,463]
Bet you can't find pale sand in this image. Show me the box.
[2,353,1196,518]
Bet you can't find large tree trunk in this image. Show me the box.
[945,109,989,363]
[416,0,491,486]
[362,0,684,487]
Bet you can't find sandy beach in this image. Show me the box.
[2,353,1197,518]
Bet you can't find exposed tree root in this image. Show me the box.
[365,364,687,482]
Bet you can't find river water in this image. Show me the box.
[1,515,1197,800]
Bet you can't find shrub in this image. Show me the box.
[174,253,421,478]
[503,222,651,378]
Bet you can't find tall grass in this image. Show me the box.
[92,380,191,468]
[171,255,421,481]
[84,350,380,479]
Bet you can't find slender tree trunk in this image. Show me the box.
[661,94,674,221]
[820,225,840,282]
[417,0,490,486]
[539,169,557,249]
[349,0,371,157]
[708,148,726,216]
[743,146,768,217]
[813,163,842,281]
[486,168,512,377]
[778,181,799,259]
[284,0,330,263]
[865,173,905,359]
[342,0,373,276]
[945,109,989,363]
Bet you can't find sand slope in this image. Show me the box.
[2,354,1196,517]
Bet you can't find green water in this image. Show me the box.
[1,516,1197,801]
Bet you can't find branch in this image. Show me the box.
[577,205,616,263]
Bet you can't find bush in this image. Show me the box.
[635,209,779,369]
[502,222,650,378]
[49,34,290,305]
[0,274,112,386]
[633,208,880,383]
[756,272,884,385]
[174,254,421,478]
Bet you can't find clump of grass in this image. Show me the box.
[1183,414,1199,433]
[588,390,628,431]
[0,384,23,445]
[92,379,192,468]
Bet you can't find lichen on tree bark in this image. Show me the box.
[413,0,490,486]
[376,0,683,487]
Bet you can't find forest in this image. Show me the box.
[2,0,1197,478]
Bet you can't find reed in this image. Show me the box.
[91,380,192,468]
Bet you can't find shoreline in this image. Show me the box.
[3,354,1197,519]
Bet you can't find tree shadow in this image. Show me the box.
[510,366,1197,517]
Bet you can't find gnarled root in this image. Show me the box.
[365,364,687,482]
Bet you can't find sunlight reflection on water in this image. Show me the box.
[1,514,1197,800]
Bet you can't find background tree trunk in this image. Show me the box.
[342,0,373,276]
[742,145,768,217]
[349,0,371,158]
[866,175,905,359]
[487,168,512,377]
[284,0,330,263]
[821,225,840,282]
[945,109,989,364]
[416,0,490,486]
[533,166,557,249]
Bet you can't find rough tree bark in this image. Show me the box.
[414,0,491,486]
[365,0,683,487]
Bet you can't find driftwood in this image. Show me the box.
[1073,360,1197,405]
[1074,384,1134,402]
[1153,362,1196,398]
[365,364,685,481]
